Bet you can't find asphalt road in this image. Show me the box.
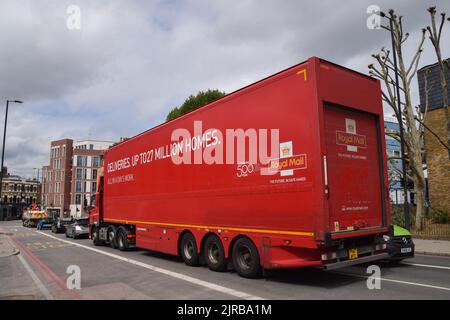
[1,220,449,300]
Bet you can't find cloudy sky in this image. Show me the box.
[0,0,449,177]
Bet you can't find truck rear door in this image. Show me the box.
[324,103,385,233]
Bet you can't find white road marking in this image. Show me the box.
[403,262,450,270]
[334,271,450,292]
[36,231,263,300]
[16,252,54,300]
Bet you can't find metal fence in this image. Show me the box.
[391,204,450,239]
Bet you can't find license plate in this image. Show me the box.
[348,248,358,260]
[401,247,412,253]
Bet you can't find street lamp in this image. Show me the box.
[380,11,411,230]
[0,100,23,205]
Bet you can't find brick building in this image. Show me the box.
[42,139,114,218]
[418,59,450,214]
[41,139,73,217]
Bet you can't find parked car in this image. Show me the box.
[65,218,89,239]
[51,217,74,233]
[37,217,54,230]
[384,225,415,263]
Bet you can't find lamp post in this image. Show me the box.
[0,100,23,205]
[380,12,411,230]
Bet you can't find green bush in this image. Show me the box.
[431,209,450,224]
[391,205,405,228]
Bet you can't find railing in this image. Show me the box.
[391,204,450,240]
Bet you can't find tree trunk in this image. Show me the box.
[413,176,426,230]
[394,21,427,231]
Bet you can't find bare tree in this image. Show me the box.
[369,9,427,230]
[413,70,450,153]
[426,6,450,158]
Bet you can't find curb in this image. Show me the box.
[415,250,450,257]
[0,236,20,258]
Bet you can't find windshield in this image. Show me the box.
[77,219,89,226]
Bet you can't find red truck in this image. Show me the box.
[90,57,390,278]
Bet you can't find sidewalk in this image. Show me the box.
[414,238,450,257]
[0,233,20,258]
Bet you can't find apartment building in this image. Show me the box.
[69,140,114,218]
[41,139,73,217]
[42,139,114,218]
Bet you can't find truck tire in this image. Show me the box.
[91,227,103,246]
[117,228,130,251]
[180,233,199,266]
[204,235,227,272]
[232,237,262,278]
[108,226,118,249]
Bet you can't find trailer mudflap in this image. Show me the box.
[322,252,388,270]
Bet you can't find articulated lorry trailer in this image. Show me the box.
[89,57,390,278]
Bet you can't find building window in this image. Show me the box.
[93,156,100,168]
[60,194,63,205]
[62,145,66,156]
[75,194,81,205]
[90,144,94,150]
[83,169,87,179]
[76,181,82,193]
[61,171,64,181]
[92,169,97,180]
[76,168,82,179]
[92,182,97,193]
[76,156,87,167]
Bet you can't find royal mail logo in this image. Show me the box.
[269,154,307,172]
[336,131,367,147]
[336,118,367,152]
[281,146,291,157]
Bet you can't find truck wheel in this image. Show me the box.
[232,237,262,278]
[108,227,118,249]
[92,227,103,246]
[117,229,129,251]
[180,233,199,266]
[204,235,227,272]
